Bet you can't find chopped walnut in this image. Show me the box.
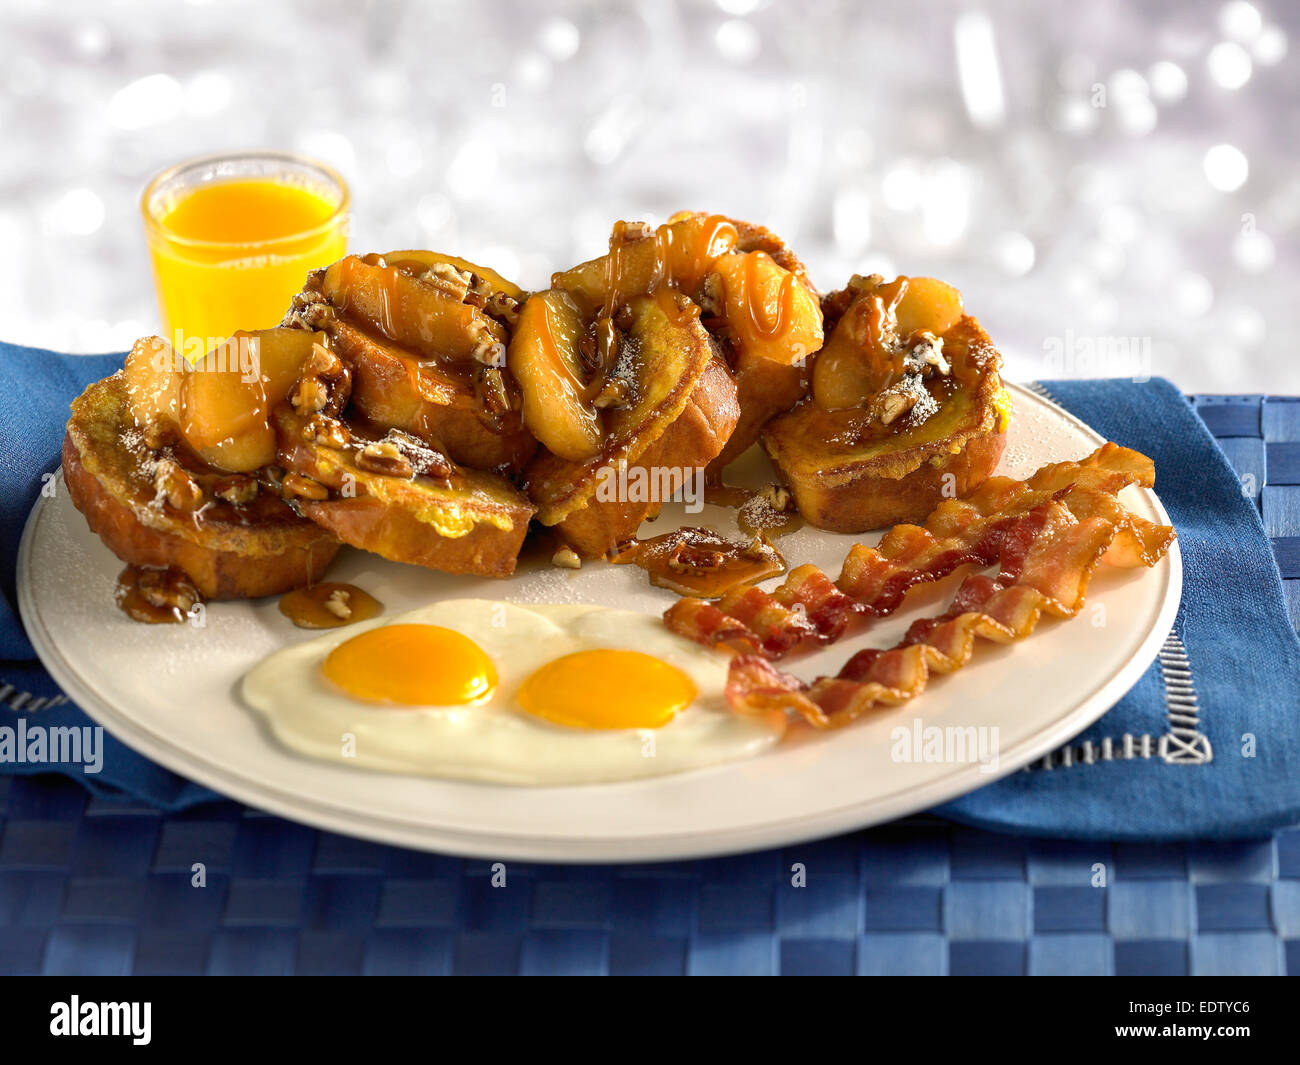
[142,418,175,451]
[427,261,471,287]
[904,331,949,376]
[132,567,202,617]
[291,341,351,417]
[759,482,794,513]
[484,291,521,328]
[668,543,727,573]
[283,290,335,331]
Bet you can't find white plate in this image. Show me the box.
[19,383,1180,861]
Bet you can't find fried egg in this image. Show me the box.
[241,599,786,785]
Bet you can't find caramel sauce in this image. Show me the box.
[737,494,805,540]
[342,254,400,338]
[279,582,383,629]
[700,482,804,538]
[598,214,740,317]
[610,526,786,599]
[534,296,585,394]
[703,483,752,508]
[114,565,203,625]
[659,214,739,293]
[736,252,799,343]
[855,278,910,392]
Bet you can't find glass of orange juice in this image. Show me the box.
[142,151,349,358]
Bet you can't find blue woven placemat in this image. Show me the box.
[1,394,1298,976]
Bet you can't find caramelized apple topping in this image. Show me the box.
[512,213,818,465]
[811,275,965,423]
[551,213,821,372]
[123,328,330,475]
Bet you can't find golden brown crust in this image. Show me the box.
[553,353,740,557]
[274,405,535,577]
[63,375,340,599]
[522,293,740,555]
[706,357,807,476]
[292,496,527,578]
[762,316,1009,532]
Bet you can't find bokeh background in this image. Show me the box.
[0,0,1294,392]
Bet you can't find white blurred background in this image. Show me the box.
[0,0,1295,393]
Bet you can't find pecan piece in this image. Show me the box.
[474,366,511,415]
[356,440,414,478]
[282,473,329,501]
[153,459,203,511]
[291,341,351,417]
[212,475,259,506]
[301,413,350,448]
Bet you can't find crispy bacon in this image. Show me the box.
[723,487,1174,729]
[664,443,1174,658]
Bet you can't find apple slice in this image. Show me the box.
[316,256,505,362]
[509,290,603,461]
[123,336,183,431]
[711,251,823,366]
[894,276,963,338]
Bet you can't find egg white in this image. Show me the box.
[240,598,786,785]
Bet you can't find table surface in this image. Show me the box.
[2,393,1298,977]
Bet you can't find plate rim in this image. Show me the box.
[18,381,1183,862]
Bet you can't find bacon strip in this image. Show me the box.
[665,443,1174,658]
[724,489,1174,729]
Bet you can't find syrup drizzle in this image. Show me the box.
[279,581,383,629]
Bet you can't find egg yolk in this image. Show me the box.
[516,649,696,729]
[322,625,497,705]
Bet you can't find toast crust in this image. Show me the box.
[762,316,1009,532]
[274,405,534,576]
[548,353,740,556]
[63,374,340,599]
[523,293,739,555]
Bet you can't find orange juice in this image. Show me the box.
[143,153,348,357]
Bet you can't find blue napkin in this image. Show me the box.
[3,343,1299,835]
[0,341,219,808]
[938,378,1300,839]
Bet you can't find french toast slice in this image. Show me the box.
[63,373,340,600]
[273,404,534,577]
[290,250,536,475]
[763,276,1009,533]
[519,290,739,557]
[551,212,822,477]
